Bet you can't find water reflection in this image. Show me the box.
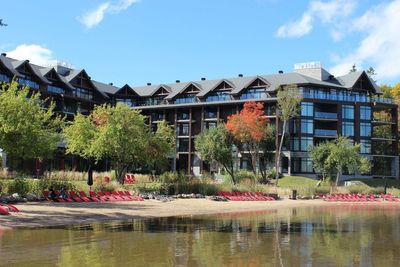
[1,205,400,267]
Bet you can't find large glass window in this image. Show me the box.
[301,158,313,173]
[239,88,267,100]
[177,139,189,152]
[301,102,314,117]
[204,108,217,119]
[177,123,189,136]
[206,92,230,102]
[47,85,65,94]
[116,98,135,107]
[291,137,300,151]
[360,140,371,154]
[73,87,93,100]
[177,110,190,120]
[151,112,164,122]
[204,121,217,130]
[174,94,197,104]
[0,73,10,82]
[360,106,372,120]
[300,137,313,151]
[342,122,354,136]
[301,119,313,134]
[360,122,372,137]
[19,77,39,89]
[342,105,354,120]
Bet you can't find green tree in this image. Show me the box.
[309,141,334,182]
[276,84,301,185]
[259,125,276,183]
[64,103,151,183]
[195,124,236,184]
[146,121,175,175]
[0,80,63,162]
[310,137,371,187]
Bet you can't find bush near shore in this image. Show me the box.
[1,170,399,199]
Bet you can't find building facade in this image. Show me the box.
[0,54,398,179]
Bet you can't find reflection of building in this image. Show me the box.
[0,54,398,179]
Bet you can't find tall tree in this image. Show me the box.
[349,64,357,73]
[64,103,155,183]
[309,141,334,182]
[0,19,7,27]
[258,125,276,183]
[276,85,301,185]
[310,137,371,187]
[146,121,175,175]
[226,102,270,175]
[0,80,63,162]
[195,124,236,184]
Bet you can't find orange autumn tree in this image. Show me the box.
[226,101,270,175]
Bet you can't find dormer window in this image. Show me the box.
[116,98,135,107]
[206,91,230,102]
[48,85,65,94]
[73,87,93,100]
[174,84,199,104]
[18,75,39,89]
[239,88,267,100]
[0,73,10,83]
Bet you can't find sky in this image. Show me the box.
[1,0,400,87]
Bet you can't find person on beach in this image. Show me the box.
[59,188,68,200]
[49,188,57,201]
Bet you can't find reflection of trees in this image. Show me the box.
[2,206,400,266]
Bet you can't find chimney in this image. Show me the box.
[176,80,180,83]
[278,70,284,74]
[0,53,6,57]
[238,74,243,77]
[201,77,206,81]
[147,82,152,86]
[109,82,113,86]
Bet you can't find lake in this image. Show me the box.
[1,204,400,266]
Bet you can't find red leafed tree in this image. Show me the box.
[226,101,270,174]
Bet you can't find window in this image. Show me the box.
[360,106,372,120]
[0,73,10,82]
[300,137,313,151]
[342,122,354,136]
[301,102,314,117]
[291,137,300,151]
[239,88,266,100]
[73,87,93,100]
[301,158,313,173]
[206,91,230,102]
[177,139,189,152]
[342,105,354,120]
[204,108,217,119]
[177,123,189,136]
[116,98,135,107]
[301,119,313,134]
[360,140,371,154]
[174,93,197,104]
[177,110,190,120]
[144,96,164,106]
[205,122,217,130]
[360,122,372,137]
[151,112,164,122]
[19,77,39,89]
[47,85,65,94]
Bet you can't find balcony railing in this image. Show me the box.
[314,129,337,136]
[371,96,394,104]
[315,111,337,119]
[301,89,394,104]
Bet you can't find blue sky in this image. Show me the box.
[1,0,399,87]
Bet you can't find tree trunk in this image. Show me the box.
[224,163,236,184]
[335,170,341,188]
[275,120,287,186]
[116,164,127,185]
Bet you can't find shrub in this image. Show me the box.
[367,186,385,195]
[315,186,331,195]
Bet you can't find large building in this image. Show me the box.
[0,53,398,179]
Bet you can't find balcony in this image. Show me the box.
[315,111,337,120]
[314,129,337,137]
[372,97,394,104]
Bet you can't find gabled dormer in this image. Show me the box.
[169,82,201,104]
[239,76,270,100]
[40,67,74,95]
[113,84,140,107]
[65,69,108,101]
[352,71,379,93]
[12,60,49,90]
[203,80,233,102]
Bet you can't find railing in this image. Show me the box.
[314,129,337,136]
[301,90,394,104]
[315,111,337,119]
[371,96,394,104]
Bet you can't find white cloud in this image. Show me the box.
[6,44,58,66]
[78,0,140,29]
[330,0,400,80]
[276,0,356,38]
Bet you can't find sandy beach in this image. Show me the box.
[1,199,400,229]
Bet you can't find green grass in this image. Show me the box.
[278,176,319,188]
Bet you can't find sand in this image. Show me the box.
[1,199,400,229]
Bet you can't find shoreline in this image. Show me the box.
[1,199,400,229]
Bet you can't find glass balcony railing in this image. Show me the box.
[314,129,337,136]
[371,97,394,104]
[315,111,337,119]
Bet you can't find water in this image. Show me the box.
[1,205,400,266]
